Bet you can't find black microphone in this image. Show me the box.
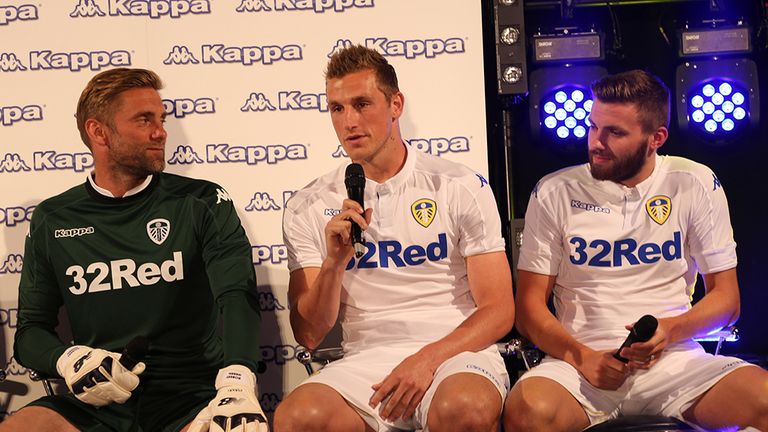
[614,315,658,363]
[119,336,149,370]
[344,163,366,258]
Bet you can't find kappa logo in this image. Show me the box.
[0,153,31,172]
[168,145,203,164]
[24,49,131,72]
[0,4,39,26]
[646,195,671,225]
[328,37,465,59]
[163,97,215,118]
[407,137,470,156]
[236,0,374,13]
[71,0,210,19]
[332,145,348,158]
[241,91,327,112]
[206,143,308,165]
[476,173,488,188]
[0,52,27,71]
[0,105,43,126]
[147,218,170,245]
[332,138,469,159]
[70,0,105,16]
[163,45,199,64]
[54,227,95,238]
[259,291,286,312]
[215,188,231,204]
[163,44,302,66]
[245,192,281,212]
[34,151,94,172]
[0,206,35,227]
[411,199,436,228]
[0,254,23,274]
[241,93,276,112]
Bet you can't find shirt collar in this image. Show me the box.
[87,171,153,198]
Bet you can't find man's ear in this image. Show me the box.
[649,126,669,154]
[85,118,108,148]
[390,92,404,121]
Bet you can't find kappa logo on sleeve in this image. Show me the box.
[215,188,232,204]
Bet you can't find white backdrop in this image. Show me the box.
[0,0,490,421]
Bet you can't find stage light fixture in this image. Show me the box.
[494,0,528,94]
[675,23,759,142]
[528,29,605,145]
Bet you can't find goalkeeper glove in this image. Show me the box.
[56,345,145,407]
[189,364,268,432]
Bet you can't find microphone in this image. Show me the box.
[344,163,366,258]
[613,315,657,363]
[119,336,149,370]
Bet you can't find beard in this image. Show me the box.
[107,135,166,177]
[589,138,648,183]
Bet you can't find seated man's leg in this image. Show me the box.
[273,383,373,432]
[682,366,768,431]
[426,373,502,432]
[0,406,78,432]
[418,349,509,432]
[503,357,620,432]
[503,377,589,432]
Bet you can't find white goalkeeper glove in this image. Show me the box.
[56,345,145,407]
[189,364,268,432]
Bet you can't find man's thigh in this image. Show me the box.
[274,383,374,432]
[0,406,79,432]
[682,365,768,430]
[504,377,590,431]
[512,357,619,426]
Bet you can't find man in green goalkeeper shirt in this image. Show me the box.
[1,68,268,432]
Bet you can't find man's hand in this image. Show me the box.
[575,349,630,390]
[618,317,673,370]
[189,365,268,432]
[324,199,372,266]
[369,350,438,422]
[56,345,145,407]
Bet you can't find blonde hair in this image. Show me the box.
[76,68,163,148]
[325,45,399,101]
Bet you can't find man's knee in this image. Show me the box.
[274,385,356,432]
[0,406,78,432]
[428,375,501,431]
[503,379,587,432]
[503,388,560,431]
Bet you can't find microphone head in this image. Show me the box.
[125,336,149,360]
[632,315,658,342]
[345,163,365,188]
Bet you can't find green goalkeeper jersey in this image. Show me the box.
[15,173,261,382]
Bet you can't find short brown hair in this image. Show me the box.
[325,45,399,101]
[591,70,670,133]
[76,68,163,148]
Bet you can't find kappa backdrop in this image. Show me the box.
[0,0,491,420]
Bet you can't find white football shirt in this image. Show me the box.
[518,154,737,350]
[284,145,505,353]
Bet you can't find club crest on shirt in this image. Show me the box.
[645,195,671,225]
[411,199,436,228]
[146,218,171,245]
